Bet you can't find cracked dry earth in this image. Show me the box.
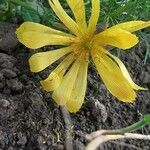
[0,22,150,150]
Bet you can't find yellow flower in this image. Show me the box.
[16,0,150,112]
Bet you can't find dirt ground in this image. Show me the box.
[0,22,150,150]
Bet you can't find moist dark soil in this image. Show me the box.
[0,22,150,150]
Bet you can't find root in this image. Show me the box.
[86,130,150,150]
[60,106,73,150]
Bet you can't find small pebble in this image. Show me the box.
[0,99,10,107]
[7,79,23,91]
[17,134,27,146]
[1,61,14,69]
[3,88,11,95]
[2,69,17,78]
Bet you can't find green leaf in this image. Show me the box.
[21,7,40,22]
[10,0,37,12]
[143,114,150,125]
[0,12,11,21]
[0,0,5,5]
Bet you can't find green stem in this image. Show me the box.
[139,32,150,64]
[103,119,145,135]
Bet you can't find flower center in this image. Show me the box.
[84,42,91,50]
[82,34,94,51]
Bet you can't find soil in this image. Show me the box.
[0,22,150,150]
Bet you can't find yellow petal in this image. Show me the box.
[94,28,139,49]
[107,52,147,90]
[88,0,100,34]
[16,22,71,36]
[16,22,74,49]
[65,53,88,112]
[66,0,87,32]
[40,53,75,91]
[49,0,82,37]
[29,47,72,72]
[52,56,81,106]
[91,47,136,102]
[110,21,150,32]
[52,52,88,112]
[19,32,74,49]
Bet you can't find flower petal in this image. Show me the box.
[49,0,82,36]
[94,28,139,49]
[91,47,136,102]
[52,52,89,112]
[66,0,87,32]
[107,52,147,90]
[110,21,150,32]
[88,0,100,34]
[16,22,71,36]
[65,53,88,112]
[29,47,72,72]
[16,22,74,49]
[40,53,75,91]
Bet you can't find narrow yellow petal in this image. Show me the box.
[94,28,139,49]
[29,47,72,72]
[16,22,71,36]
[107,52,147,90]
[16,22,74,49]
[110,21,150,32]
[91,47,136,102]
[66,0,87,32]
[65,53,89,113]
[19,32,74,49]
[88,0,100,34]
[49,0,82,36]
[52,56,81,106]
[40,53,75,91]
[52,52,88,112]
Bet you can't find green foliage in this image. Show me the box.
[0,0,55,26]
[0,0,10,21]
[143,114,150,125]
[1,0,149,25]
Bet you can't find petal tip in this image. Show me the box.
[117,96,136,103]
